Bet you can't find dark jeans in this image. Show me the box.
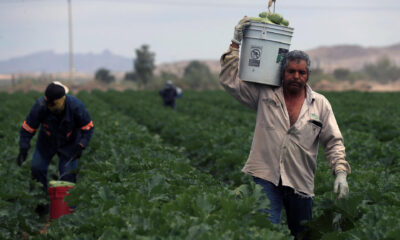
[253,177,313,239]
[31,148,78,192]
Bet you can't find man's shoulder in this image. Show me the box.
[66,95,85,109]
[312,91,329,101]
[255,85,280,101]
[36,96,47,106]
[259,84,276,93]
[310,91,341,125]
[31,97,47,112]
[309,90,333,110]
[66,95,82,103]
[307,85,328,102]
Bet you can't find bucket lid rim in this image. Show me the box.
[249,21,295,31]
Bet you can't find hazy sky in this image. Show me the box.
[1,0,400,63]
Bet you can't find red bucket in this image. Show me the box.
[48,185,74,220]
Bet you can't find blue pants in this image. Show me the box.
[31,148,78,192]
[253,177,313,239]
[163,101,176,109]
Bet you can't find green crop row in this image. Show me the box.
[90,90,400,239]
[91,90,255,186]
[1,90,400,239]
[0,91,48,239]
[1,91,291,239]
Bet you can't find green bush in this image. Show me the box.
[95,68,115,84]
[333,68,351,80]
[183,61,218,90]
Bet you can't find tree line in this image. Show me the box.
[95,44,219,90]
[95,45,400,89]
[310,56,400,86]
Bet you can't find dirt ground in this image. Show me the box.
[1,80,136,94]
[312,80,400,92]
[2,79,400,93]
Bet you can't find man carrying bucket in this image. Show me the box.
[17,81,94,193]
[219,17,350,239]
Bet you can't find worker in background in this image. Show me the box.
[159,80,179,109]
[219,17,350,240]
[17,81,94,192]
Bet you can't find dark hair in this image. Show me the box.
[45,82,65,102]
[279,50,311,82]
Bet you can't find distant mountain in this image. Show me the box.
[306,43,400,72]
[2,43,400,75]
[0,50,133,74]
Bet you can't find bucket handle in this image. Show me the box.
[268,0,276,13]
[58,157,74,180]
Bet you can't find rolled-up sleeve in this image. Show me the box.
[219,46,260,110]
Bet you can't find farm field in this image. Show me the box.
[1,90,400,239]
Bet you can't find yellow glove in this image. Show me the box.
[334,171,349,199]
[232,16,251,45]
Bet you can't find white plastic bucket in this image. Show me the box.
[239,21,294,86]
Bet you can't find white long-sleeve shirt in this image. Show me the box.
[219,46,351,197]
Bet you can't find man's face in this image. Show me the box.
[283,59,308,94]
[46,96,66,115]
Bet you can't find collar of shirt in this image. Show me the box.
[273,84,315,105]
[44,95,73,123]
[305,84,315,105]
[270,84,316,129]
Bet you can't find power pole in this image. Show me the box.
[68,0,74,82]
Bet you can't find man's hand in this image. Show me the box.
[334,171,349,199]
[232,16,251,45]
[72,144,84,159]
[17,148,28,166]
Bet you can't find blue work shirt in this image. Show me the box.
[159,85,178,107]
[19,95,94,159]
